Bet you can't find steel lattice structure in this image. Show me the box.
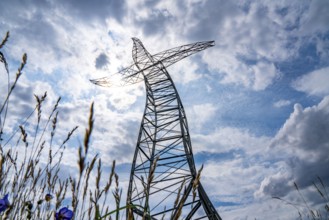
[91,38,221,220]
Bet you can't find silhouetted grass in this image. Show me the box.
[273,177,329,220]
[0,31,124,220]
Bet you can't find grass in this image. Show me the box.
[0,31,124,220]
[273,177,329,220]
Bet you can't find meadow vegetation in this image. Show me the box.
[273,178,329,220]
[0,31,124,220]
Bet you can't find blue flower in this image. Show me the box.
[55,207,74,220]
[0,194,10,213]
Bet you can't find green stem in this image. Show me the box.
[98,204,144,219]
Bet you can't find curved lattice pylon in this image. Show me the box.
[91,38,221,220]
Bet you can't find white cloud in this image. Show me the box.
[274,99,291,108]
[261,96,329,197]
[194,97,329,218]
[293,67,329,97]
[219,198,298,220]
[168,58,202,84]
[299,0,329,35]
[272,96,329,157]
[186,103,217,130]
[193,127,270,155]
[204,51,254,88]
[198,1,291,90]
[204,52,280,91]
[201,158,296,220]
[255,171,293,198]
[252,61,279,91]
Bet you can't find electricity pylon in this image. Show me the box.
[91,38,221,220]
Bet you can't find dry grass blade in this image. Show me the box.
[294,181,315,219]
[313,181,325,199]
[171,178,186,219]
[0,53,27,115]
[317,176,329,202]
[113,172,122,220]
[49,97,61,120]
[100,160,116,216]
[0,31,9,49]
[70,176,77,211]
[274,178,329,220]
[82,155,98,201]
[19,125,28,146]
[63,126,79,146]
[272,196,305,214]
[0,51,9,74]
[84,102,94,156]
[50,111,59,145]
[143,156,159,217]
[78,146,85,176]
[105,160,116,193]
[173,186,187,220]
[192,164,203,204]
[96,158,102,191]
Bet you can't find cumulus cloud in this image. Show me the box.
[293,67,329,97]
[194,96,329,214]
[200,149,294,219]
[272,97,329,158]
[259,96,329,197]
[255,171,293,198]
[197,97,329,216]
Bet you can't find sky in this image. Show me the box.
[1,0,329,219]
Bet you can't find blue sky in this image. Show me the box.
[1,0,329,219]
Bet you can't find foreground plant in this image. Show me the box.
[55,207,74,220]
[0,32,126,219]
[0,194,10,213]
[273,177,329,220]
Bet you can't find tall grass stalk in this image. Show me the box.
[273,177,329,220]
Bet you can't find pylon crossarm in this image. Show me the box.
[152,41,215,67]
[90,64,143,87]
[90,41,215,88]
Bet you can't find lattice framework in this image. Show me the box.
[91,38,221,220]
